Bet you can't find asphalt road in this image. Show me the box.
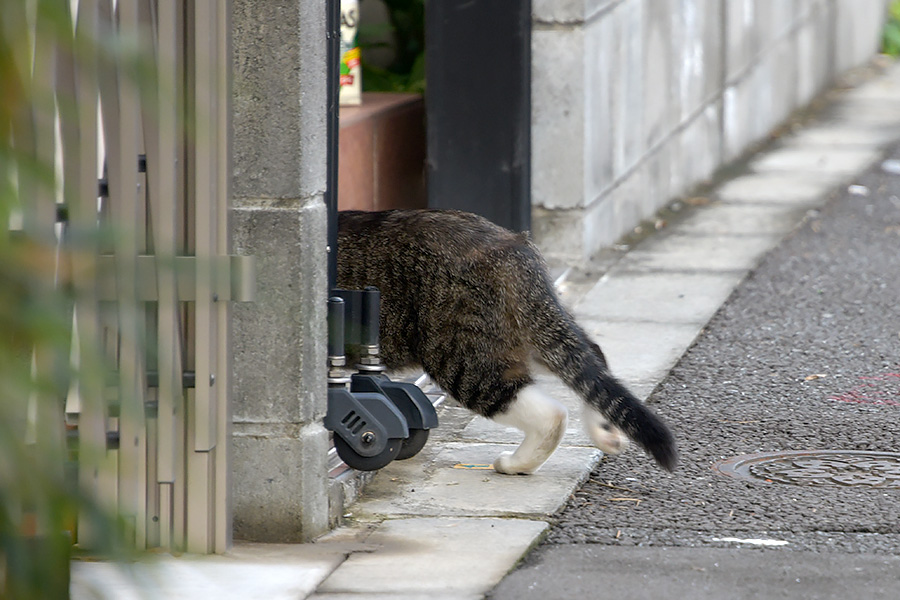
[489,145,900,599]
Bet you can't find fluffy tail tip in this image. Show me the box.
[645,428,678,472]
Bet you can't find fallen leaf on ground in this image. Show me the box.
[609,497,643,506]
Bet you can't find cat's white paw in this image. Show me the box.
[583,407,629,455]
[493,451,535,475]
[490,384,567,475]
[595,427,629,455]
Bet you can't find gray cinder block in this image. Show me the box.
[532,0,886,263]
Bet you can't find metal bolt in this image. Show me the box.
[361,431,375,445]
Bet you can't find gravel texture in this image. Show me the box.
[545,145,900,555]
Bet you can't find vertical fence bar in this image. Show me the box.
[185,0,216,553]
[135,0,155,549]
[28,0,67,517]
[104,0,149,548]
[96,0,125,526]
[142,0,185,551]
[60,0,108,549]
[325,0,341,290]
[214,0,233,553]
[171,1,190,553]
[191,0,218,454]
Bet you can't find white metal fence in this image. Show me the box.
[10,0,251,554]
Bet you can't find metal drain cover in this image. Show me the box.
[713,450,900,488]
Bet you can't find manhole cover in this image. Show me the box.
[713,450,900,488]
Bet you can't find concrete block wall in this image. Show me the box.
[532,0,888,263]
[230,0,330,543]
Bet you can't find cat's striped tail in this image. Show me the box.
[522,259,678,472]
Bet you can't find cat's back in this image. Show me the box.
[337,210,533,278]
[338,209,522,253]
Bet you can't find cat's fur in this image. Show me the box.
[337,209,677,474]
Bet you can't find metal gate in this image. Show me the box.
[9,0,251,554]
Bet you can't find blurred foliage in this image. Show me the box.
[1,1,133,598]
[883,1,900,56]
[359,0,426,94]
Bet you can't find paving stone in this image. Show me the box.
[585,321,704,391]
[615,234,780,272]
[316,517,548,596]
[832,99,900,125]
[842,80,900,102]
[352,443,599,519]
[71,542,345,600]
[672,203,806,236]
[749,146,881,176]
[786,124,900,148]
[715,173,839,205]
[575,271,745,325]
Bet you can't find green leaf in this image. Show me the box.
[884,23,900,55]
[407,52,426,92]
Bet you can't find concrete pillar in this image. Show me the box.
[230,0,330,543]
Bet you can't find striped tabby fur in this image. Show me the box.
[337,209,677,473]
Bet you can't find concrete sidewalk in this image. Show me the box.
[72,60,900,600]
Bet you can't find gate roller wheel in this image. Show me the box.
[395,428,430,461]
[334,435,403,471]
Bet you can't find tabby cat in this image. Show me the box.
[337,209,677,474]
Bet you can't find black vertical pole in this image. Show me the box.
[325,0,341,289]
[426,1,532,232]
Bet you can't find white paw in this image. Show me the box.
[594,426,629,455]
[493,451,534,475]
[583,407,630,455]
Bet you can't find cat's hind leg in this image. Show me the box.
[491,384,567,475]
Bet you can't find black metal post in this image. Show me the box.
[325,0,341,289]
[426,0,532,232]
